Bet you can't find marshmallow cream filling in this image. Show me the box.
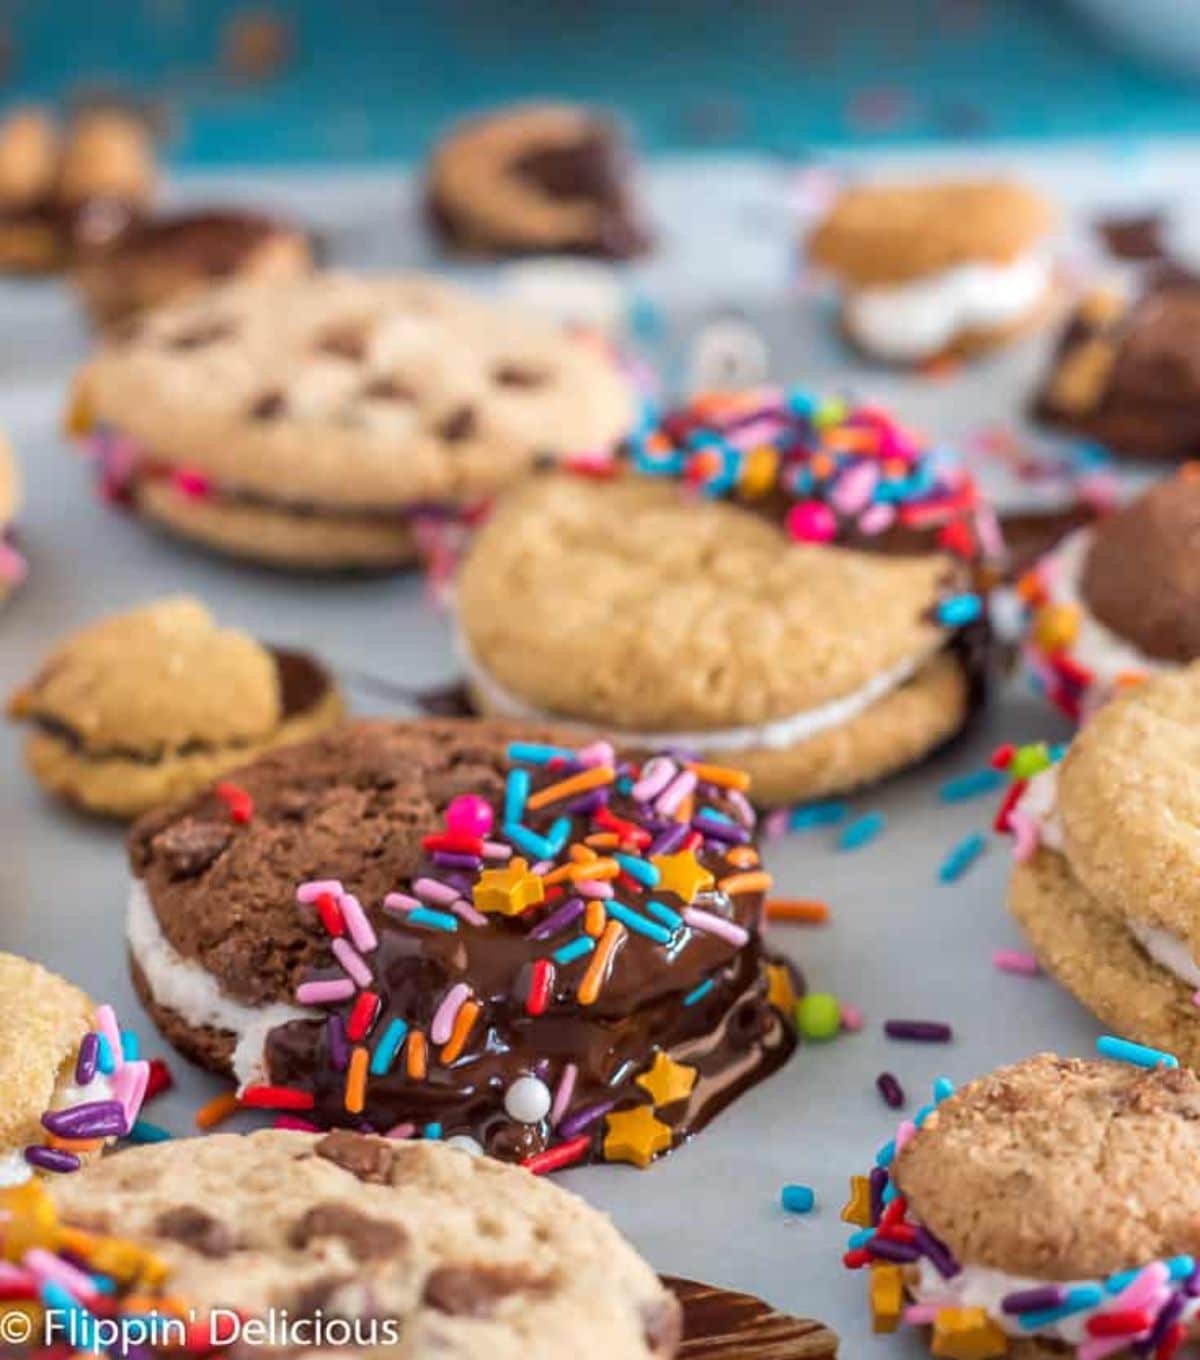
[844,252,1049,362]
[457,627,929,752]
[1129,922,1200,991]
[127,881,312,1087]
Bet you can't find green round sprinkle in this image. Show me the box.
[795,992,841,1040]
[781,1184,815,1214]
[1010,743,1051,781]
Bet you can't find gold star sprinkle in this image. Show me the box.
[766,963,797,1015]
[930,1308,1009,1359]
[869,1264,904,1334]
[636,1052,698,1108]
[0,1181,58,1261]
[841,1175,873,1227]
[603,1106,673,1169]
[650,850,714,905]
[473,857,545,916]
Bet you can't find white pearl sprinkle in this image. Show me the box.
[504,1074,552,1124]
[445,1134,484,1158]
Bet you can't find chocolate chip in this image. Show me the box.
[316,326,369,361]
[422,1264,553,1318]
[154,1206,236,1259]
[492,363,547,388]
[167,318,235,350]
[641,1296,683,1356]
[288,1204,407,1261]
[150,818,233,880]
[435,405,477,443]
[249,389,286,419]
[361,376,415,402]
[314,1130,394,1183]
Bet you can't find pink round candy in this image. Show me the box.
[785,500,837,544]
[446,794,493,838]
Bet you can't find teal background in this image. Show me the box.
[5,0,1200,166]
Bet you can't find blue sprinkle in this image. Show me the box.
[1018,1285,1104,1330]
[847,1227,875,1249]
[507,743,574,766]
[504,821,557,860]
[1105,1266,1139,1294]
[615,853,660,887]
[939,831,987,884]
[617,776,634,795]
[607,901,674,945]
[370,1018,409,1076]
[936,594,983,627]
[683,978,715,1007]
[933,1077,955,1102]
[504,768,530,823]
[407,907,459,933]
[128,1119,171,1144]
[95,1033,116,1075]
[913,1103,936,1127]
[788,800,847,831]
[1097,1035,1179,1070]
[120,1030,139,1061]
[780,1184,815,1214]
[423,1123,443,1140]
[875,1139,896,1168]
[881,1181,899,1205]
[544,816,572,855]
[646,900,684,930]
[938,768,1005,802]
[1168,1255,1196,1281]
[553,936,595,967]
[838,812,886,852]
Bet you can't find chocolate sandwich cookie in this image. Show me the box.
[0,433,25,603]
[0,106,154,273]
[8,596,343,819]
[66,271,635,570]
[844,1053,1200,1358]
[73,208,314,332]
[428,103,650,259]
[4,1129,680,1360]
[126,719,798,1170]
[1018,472,1200,721]
[1004,665,1200,1067]
[1033,274,1200,461]
[808,179,1055,365]
[455,389,995,807]
[0,953,150,1186]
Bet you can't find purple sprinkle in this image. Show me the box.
[866,1236,921,1264]
[561,790,608,817]
[1186,1267,1200,1298]
[431,851,483,871]
[1145,1292,1186,1351]
[868,1166,887,1224]
[557,1099,614,1140]
[1000,1286,1066,1316]
[876,1072,905,1109]
[884,1019,953,1043]
[42,1100,127,1139]
[914,1225,961,1280]
[25,1145,81,1173]
[528,897,586,942]
[75,1032,99,1086]
[327,1014,350,1072]
[690,814,750,845]
[648,824,688,857]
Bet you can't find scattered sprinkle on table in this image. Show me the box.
[938,767,1005,802]
[789,800,848,831]
[939,831,987,883]
[766,898,830,925]
[992,948,1040,976]
[796,993,841,1040]
[1097,1035,1178,1070]
[876,1072,905,1109]
[837,811,885,852]
[780,1184,816,1214]
[884,1019,953,1043]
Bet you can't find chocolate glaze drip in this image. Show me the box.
[664,1277,839,1359]
[100,209,284,275]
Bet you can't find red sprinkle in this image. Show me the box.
[239,1085,315,1111]
[526,960,554,1017]
[990,744,1015,770]
[215,782,254,824]
[421,832,485,855]
[144,1058,174,1102]
[593,807,651,848]
[1086,1309,1153,1337]
[346,990,381,1042]
[993,780,1026,834]
[1157,1322,1187,1360]
[842,1248,871,1270]
[315,891,346,938]
[522,1134,591,1176]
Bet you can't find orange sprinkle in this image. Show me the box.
[57,1227,99,1257]
[810,452,836,479]
[718,870,774,895]
[568,857,619,881]
[46,1135,105,1154]
[540,863,575,886]
[345,1046,369,1114]
[407,1030,428,1080]
[568,842,598,863]
[766,899,830,925]
[527,766,615,811]
[673,794,694,825]
[440,1000,480,1065]
[1180,461,1200,481]
[1016,572,1047,607]
[1114,670,1149,690]
[584,832,620,849]
[686,762,752,793]
[194,1090,240,1130]
[724,845,760,869]
[578,920,626,1006]
[585,900,607,937]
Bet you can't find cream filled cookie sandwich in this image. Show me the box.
[455,389,995,807]
[65,271,635,570]
[809,179,1055,365]
[844,1051,1200,1358]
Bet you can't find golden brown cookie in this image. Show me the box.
[428,103,650,258]
[455,395,992,809]
[843,1054,1200,1356]
[809,179,1055,364]
[7,596,344,818]
[18,1129,681,1360]
[0,432,24,602]
[67,271,635,570]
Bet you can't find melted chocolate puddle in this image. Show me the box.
[664,1278,838,1358]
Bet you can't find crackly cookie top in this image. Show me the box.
[8,596,282,758]
[0,432,18,524]
[70,271,634,508]
[809,179,1053,287]
[894,1054,1200,1279]
[42,1130,679,1360]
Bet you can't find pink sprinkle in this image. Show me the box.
[296,978,356,1006]
[902,1305,941,1325]
[1193,990,1200,1009]
[0,541,27,585]
[1109,1262,1169,1313]
[532,859,554,875]
[577,740,615,769]
[93,1006,124,1073]
[894,1119,917,1153]
[1079,1337,1136,1360]
[297,879,344,904]
[24,1248,98,1303]
[1007,808,1038,863]
[273,1115,319,1132]
[0,1264,32,1289]
[656,770,698,817]
[682,907,749,947]
[383,892,421,914]
[111,1060,149,1132]
[550,1062,578,1127]
[857,502,896,536]
[632,756,676,802]
[993,949,1040,977]
[786,500,837,543]
[171,469,211,500]
[576,879,614,899]
[764,809,789,840]
[431,983,470,1045]
[727,789,756,828]
[839,1003,864,1032]
[975,504,1005,561]
[385,1122,417,1139]
[414,877,458,907]
[339,893,377,953]
[332,938,372,988]
[481,841,512,861]
[449,897,488,927]
[831,461,878,515]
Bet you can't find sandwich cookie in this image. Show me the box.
[1019,472,1200,721]
[72,208,314,332]
[0,952,149,1185]
[808,179,1055,365]
[844,1053,1200,1358]
[428,103,650,259]
[7,596,343,819]
[455,390,995,807]
[66,271,635,570]
[1003,667,1200,1066]
[3,1129,680,1360]
[0,433,25,603]
[125,719,798,1169]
